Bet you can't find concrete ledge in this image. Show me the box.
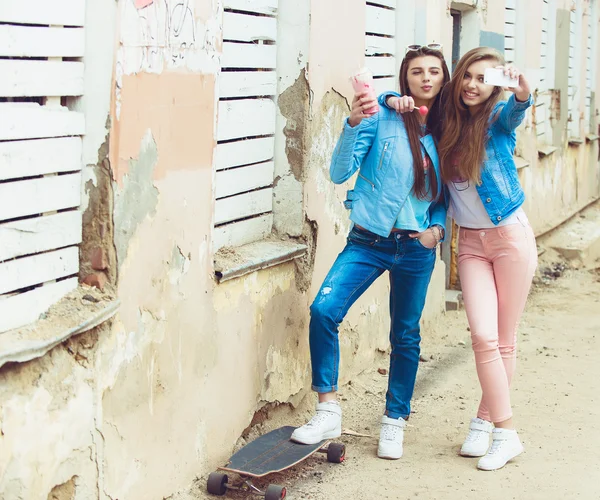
[214,240,308,282]
[0,286,119,369]
[544,200,600,267]
[586,134,599,143]
[568,137,584,146]
[514,155,530,170]
[538,145,558,158]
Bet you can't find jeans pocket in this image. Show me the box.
[413,237,436,251]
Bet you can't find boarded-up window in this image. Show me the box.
[536,0,556,144]
[365,1,397,96]
[569,1,582,138]
[0,0,85,333]
[214,0,278,251]
[504,0,516,64]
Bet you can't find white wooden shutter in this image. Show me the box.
[536,0,556,144]
[365,1,397,96]
[214,0,278,251]
[569,1,582,138]
[504,0,517,64]
[585,0,596,134]
[0,0,85,333]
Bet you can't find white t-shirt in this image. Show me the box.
[447,177,527,228]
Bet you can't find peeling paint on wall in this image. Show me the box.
[113,130,159,267]
[81,120,118,287]
[278,70,310,182]
[306,89,352,237]
[0,328,103,500]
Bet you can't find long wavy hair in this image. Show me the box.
[398,47,450,200]
[438,47,505,183]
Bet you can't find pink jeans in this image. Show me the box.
[458,218,537,423]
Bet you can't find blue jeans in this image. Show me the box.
[309,226,436,419]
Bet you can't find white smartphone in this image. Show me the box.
[484,67,519,88]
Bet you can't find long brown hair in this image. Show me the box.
[399,47,450,200]
[438,47,505,183]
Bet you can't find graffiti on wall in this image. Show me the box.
[119,0,217,75]
[116,0,220,118]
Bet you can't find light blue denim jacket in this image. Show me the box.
[379,92,533,225]
[330,103,447,238]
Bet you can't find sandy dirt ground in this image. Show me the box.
[181,252,600,500]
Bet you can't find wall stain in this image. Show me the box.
[113,131,160,268]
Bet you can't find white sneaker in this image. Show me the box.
[377,415,406,460]
[460,417,494,457]
[477,428,524,471]
[290,401,342,445]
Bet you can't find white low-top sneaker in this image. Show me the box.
[377,415,406,460]
[460,417,494,457]
[477,428,524,471]
[290,401,342,445]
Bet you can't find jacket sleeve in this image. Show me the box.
[378,91,402,109]
[330,114,378,184]
[496,93,533,133]
[428,185,449,241]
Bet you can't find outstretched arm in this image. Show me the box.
[496,65,533,132]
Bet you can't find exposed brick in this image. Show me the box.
[83,272,108,290]
[90,247,109,271]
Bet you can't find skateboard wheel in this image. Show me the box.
[265,484,287,500]
[207,472,228,496]
[327,443,346,463]
[265,484,286,500]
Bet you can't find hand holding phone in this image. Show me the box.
[484,68,519,88]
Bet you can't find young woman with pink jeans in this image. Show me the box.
[383,46,537,470]
[437,47,538,471]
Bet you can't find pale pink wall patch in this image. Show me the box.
[134,0,154,9]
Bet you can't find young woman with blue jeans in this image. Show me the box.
[383,46,537,470]
[290,46,450,460]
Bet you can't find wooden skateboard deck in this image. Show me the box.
[218,426,329,478]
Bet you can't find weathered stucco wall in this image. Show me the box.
[1,1,598,499]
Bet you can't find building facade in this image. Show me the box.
[0,0,598,498]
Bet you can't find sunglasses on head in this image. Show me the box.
[405,43,443,54]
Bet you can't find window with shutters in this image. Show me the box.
[585,0,596,135]
[214,0,278,251]
[0,0,85,334]
[536,0,557,146]
[365,1,397,95]
[504,0,516,64]
[568,0,582,139]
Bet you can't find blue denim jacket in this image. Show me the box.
[330,104,447,238]
[379,92,533,225]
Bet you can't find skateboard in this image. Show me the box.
[206,426,346,499]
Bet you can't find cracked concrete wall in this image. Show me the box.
[0,327,105,500]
